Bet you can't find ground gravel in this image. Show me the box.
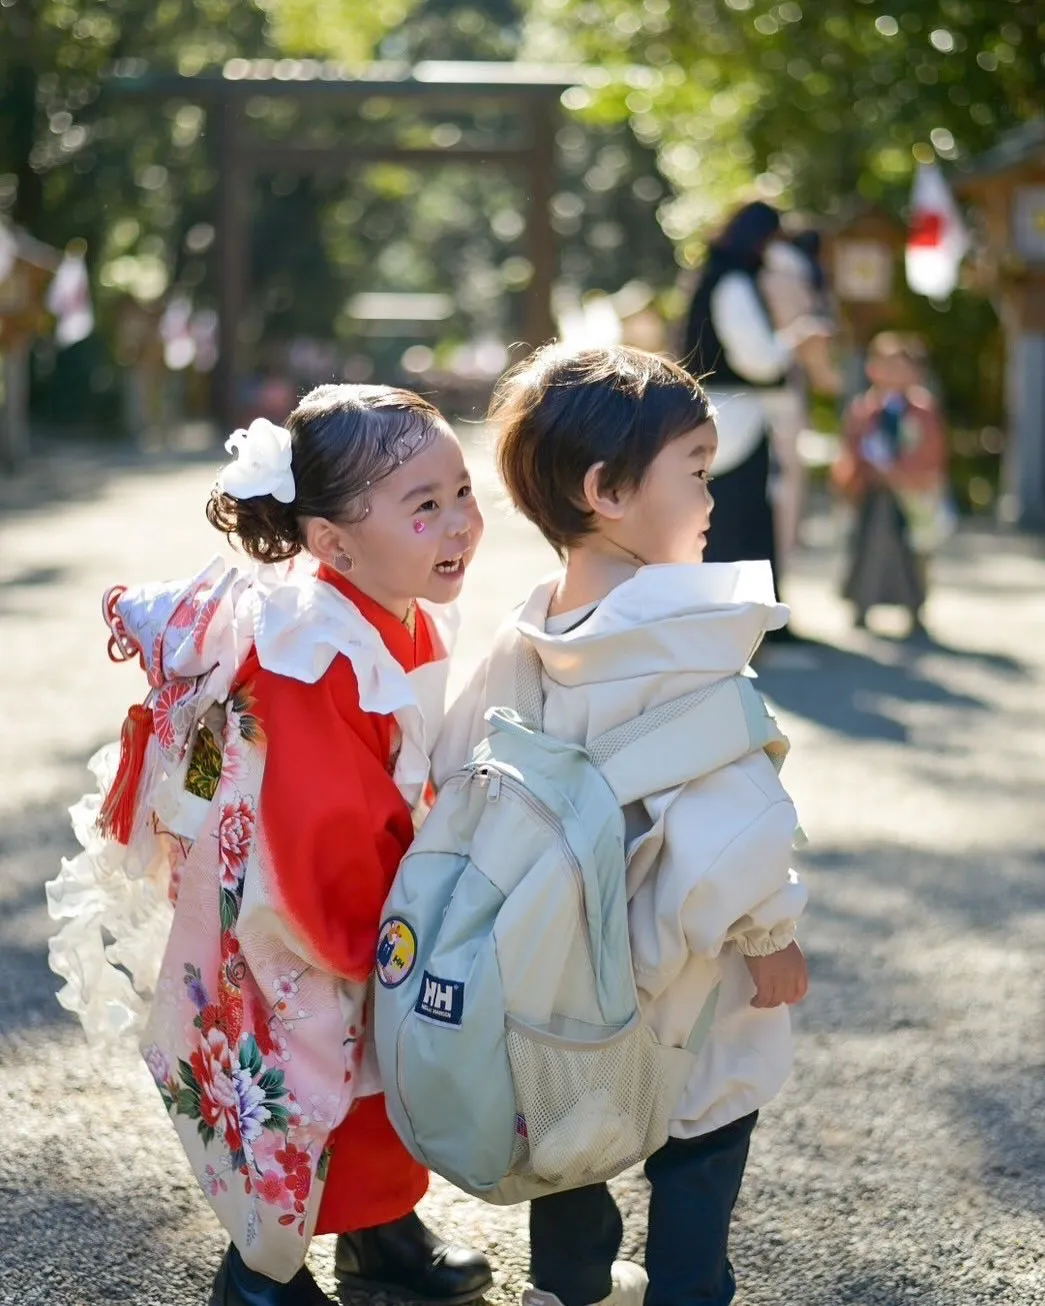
[2,442,1042,1306]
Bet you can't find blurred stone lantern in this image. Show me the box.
[0,224,58,469]
[824,207,905,322]
[955,120,1045,529]
[820,205,906,399]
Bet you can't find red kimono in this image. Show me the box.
[241,567,433,1232]
[55,556,456,1281]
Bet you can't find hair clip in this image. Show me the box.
[217,418,295,503]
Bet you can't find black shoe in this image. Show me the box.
[335,1211,493,1305]
[210,1244,334,1306]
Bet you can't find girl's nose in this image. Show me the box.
[449,505,476,537]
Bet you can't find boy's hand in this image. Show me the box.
[744,941,808,1008]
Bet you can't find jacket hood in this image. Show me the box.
[517,561,787,688]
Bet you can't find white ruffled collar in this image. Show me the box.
[244,562,458,801]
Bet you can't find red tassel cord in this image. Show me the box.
[97,704,155,845]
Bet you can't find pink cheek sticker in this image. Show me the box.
[412,519,426,534]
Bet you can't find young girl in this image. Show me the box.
[433,346,808,1306]
[46,385,492,1306]
[832,332,951,634]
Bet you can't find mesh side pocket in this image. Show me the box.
[505,1020,674,1186]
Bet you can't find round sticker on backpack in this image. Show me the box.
[376,917,417,988]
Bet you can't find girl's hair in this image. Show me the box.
[492,344,713,558]
[206,384,449,562]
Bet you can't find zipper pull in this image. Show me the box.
[473,765,502,801]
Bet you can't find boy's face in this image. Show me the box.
[613,421,718,565]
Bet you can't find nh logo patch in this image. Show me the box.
[415,971,464,1026]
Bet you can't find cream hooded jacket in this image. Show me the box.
[432,560,807,1140]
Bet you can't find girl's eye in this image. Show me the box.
[458,483,474,500]
[416,499,438,513]
[695,470,714,483]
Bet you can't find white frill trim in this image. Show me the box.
[247,565,458,806]
[46,743,176,1041]
[46,558,458,1044]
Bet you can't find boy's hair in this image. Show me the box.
[867,331,927,366]
[206,384,450,563]
[492,344,713,557]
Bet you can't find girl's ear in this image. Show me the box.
[581,462,628,521]
[303,517,346,566]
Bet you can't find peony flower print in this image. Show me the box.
[217,798,255,891]
[173,1027,294,1167]
[143,1043,171,1085]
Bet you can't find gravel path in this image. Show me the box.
[1,438,1043,1306]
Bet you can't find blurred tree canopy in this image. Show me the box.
[1,0,1040,441]
[523,0,1044,259]
[0,0,676,426]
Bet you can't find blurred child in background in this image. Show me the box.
[832,332,951,635]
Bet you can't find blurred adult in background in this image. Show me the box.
[759,230,842,569]
[831,332,952,636]
[682,202,830,643]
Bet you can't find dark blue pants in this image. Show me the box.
[529,1112,758,1306]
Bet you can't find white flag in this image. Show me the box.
[46,249,94,346]
[905,162,970,300]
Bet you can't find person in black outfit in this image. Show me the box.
[682,202,827,643]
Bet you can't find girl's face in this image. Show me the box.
[331,426,484,618]
[612,421,718,565]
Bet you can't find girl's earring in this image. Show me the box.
[333,549,354,573]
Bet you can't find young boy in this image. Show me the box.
[433,345,808,1306]
[833,331,951,634]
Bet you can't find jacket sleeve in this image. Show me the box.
[633,761,808,981]
[249,659,416,983]
[678,796,806,959]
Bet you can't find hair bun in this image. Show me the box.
[205,486,302,562]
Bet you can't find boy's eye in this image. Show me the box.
[695,470,714,483]
[458,483,473,500]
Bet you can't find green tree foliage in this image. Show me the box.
[261,0,422,64]
[524,0,1045,256]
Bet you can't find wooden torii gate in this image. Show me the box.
[108,61,577,428]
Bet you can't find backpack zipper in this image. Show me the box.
[472,766,594,972]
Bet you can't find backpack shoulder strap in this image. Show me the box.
[487,613,545,729]
[591,675,788,807]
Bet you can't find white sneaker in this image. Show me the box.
[522,1259,648,1306]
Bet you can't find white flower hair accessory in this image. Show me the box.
[216,418,296,504]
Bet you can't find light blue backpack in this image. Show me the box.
[374,636,787,1203]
